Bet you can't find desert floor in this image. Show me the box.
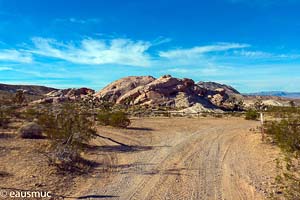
[66,117,280,200]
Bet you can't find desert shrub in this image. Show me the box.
[109,111,131,128]
[214,114,223,118]
[38,104,96,148]
[37,103,96,171]
[265,116,300,198]
[245,109,259,120]
[0,108,10,129]
[267,106,300,119]
[97,111,130,128]
[21,108,40,122]
[97,111,111,126]
[18,122,43,139]
[265,118,300,156]
[47,144,91,172]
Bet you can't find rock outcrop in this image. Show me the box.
[31,88,95,104]
[197,81,240,95]
[95,75,234,110]
[95,76,155,102]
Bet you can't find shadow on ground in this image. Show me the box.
[126,127,154,131]
[0,133,15,139]
[85,144,169,153]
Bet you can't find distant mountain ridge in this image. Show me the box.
[246,91,300,99]
[0,83,57,96]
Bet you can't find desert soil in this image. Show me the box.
[69,117,281,200]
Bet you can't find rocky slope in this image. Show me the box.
[198,81,240,95]
[0,83,58,102]
[95,75,242,111]
[31,88,95,104]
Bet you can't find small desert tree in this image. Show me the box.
[14,90,26,105]
[289,100,296,108]
[254,98,266,111]
[226,96,245,111]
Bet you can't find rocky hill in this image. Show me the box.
[31,88,95,104]
[5,76,295,111]
[0,83,57,96]
[0,83,58,102]
[95,75,243,111]
[198,81,240,95]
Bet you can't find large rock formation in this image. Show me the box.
[95,75,238,111]
[95,76,155,102]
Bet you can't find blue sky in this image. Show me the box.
[0,0,300,93]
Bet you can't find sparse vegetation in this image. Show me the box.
[266,118,300,156]
[245,109,259,120]
[97,111,130,128]
[0,107,10,129]
[265,107,300,199]
[37,103,96,171]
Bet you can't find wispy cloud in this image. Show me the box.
[0,49,32,63]
[234,50,272,58]
[233,49,300,59]
[159,43,249,59]
[30,37,152,66]
[54,17,101,24]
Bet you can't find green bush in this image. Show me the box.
[37,103,96,171]
[97,111,130,128]
[109,111,131,128]
[97,111,111,126]
[245,109,259,120]
[38,104,96,148]
[21,108,40,122]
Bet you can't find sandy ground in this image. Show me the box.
[69,117,281,200]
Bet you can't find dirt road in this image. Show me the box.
[73,117,280,200]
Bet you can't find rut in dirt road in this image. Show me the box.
[73,118,280,200]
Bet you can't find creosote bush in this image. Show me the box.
[97,111,130,128]
[37,103,96,171]
[245,109,259,120]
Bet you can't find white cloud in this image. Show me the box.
[0,49,32,63]
[159,43,249,59]
[234,50,272,58]
[30,37,152,67]
[233,50,300,59]
[0,66,13,71]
